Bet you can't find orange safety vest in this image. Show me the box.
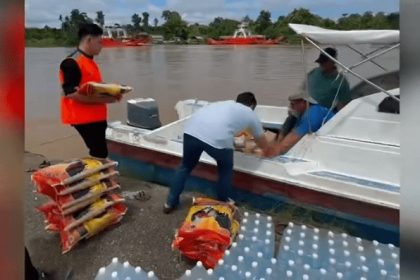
[58,51,107,125]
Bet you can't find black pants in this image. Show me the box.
[167,134,233,207]
[73,121,108,158]
[25,247,39,280]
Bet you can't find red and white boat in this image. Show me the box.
[207,22,284,45]
[102,26,150,47]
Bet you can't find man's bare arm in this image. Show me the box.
[254,134,269,150]
[267,130,302,157]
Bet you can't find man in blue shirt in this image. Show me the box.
[275,47,350,141]
[266,92,335,157]
[164,92,269,213]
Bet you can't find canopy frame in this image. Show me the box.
[290,24,400,102]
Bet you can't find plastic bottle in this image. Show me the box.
[180,269,193,280]
[112,262,127,279]
[285,270,293,279]
[310,252,319,269]
[147,271,158,280]
[111,271,120,279]
[228,242,240,261]
[95,267,108,280]
[250,261,260,279]
[119,261,143,280]
[108,257,122,272]
[188,261,208,280]
[237,255,246,276]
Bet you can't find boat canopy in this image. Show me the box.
[288,23,400,102]
[288,24,399,45]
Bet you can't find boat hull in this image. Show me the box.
[107,139,399,244]
[207,37,283,45]
[102,38,150,48]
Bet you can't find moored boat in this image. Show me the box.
[106,24,400,244]
[102,26,150,47]
[207,22,284,45]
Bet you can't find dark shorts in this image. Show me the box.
[73,120,108,158]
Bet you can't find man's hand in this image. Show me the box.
[114,94,123,102]
[254,134,269,151]
[263,145,280,158]
[65,91,121,104]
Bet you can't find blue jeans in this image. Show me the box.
[166,133,234,207]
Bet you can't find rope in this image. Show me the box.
[320,70,345,129]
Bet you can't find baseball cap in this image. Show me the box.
[315,47,337,63]
[288,92,317,104]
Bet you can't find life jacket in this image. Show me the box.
[58,49,106,124]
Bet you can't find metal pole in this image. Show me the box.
[304,36,400,102]
[347,43,400,71]
[301,39,309,97]
[347,45,387,71]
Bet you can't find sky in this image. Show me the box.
[25,0,399,28]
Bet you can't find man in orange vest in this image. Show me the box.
[59,23,120,159]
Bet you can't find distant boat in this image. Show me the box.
[207,22,284,45]
[102,26,150,47]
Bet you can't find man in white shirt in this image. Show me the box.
[164,92,269,213]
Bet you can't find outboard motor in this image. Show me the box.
[127,98,162,129]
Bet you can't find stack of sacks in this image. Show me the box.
[31,158,127,253]
[172,197,240,269]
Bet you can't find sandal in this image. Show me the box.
[134,190,151,201]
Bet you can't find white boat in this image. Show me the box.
[106,24,400,244]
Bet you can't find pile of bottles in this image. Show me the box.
[95,211,400,279]
[273,222,400,279]
[94,258,158,280]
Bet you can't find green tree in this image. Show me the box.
[322,18,336,29]
[242,15,252,23]
[387,12,399,29]
[161,10,188,40]
[153,17,159,27]
[370,12,388,29]
[131,13,142,30]
[207,17,240,38]
[95,11,105,27]
[61,9,93,44]
[361,11,373,28]
[59,14,63,30]
[255,10,272,34]
[142,12,150,30]
[337,13,362,29]
[286,8,323,25]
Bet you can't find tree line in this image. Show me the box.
[26,8,399,47]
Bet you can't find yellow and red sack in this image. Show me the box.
[78,82,133,97]
[172,197,239,268]
[60,204,127,254]
[37,193,125,232]
[31,158,118,200]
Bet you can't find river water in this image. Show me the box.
[25,45,398,159]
